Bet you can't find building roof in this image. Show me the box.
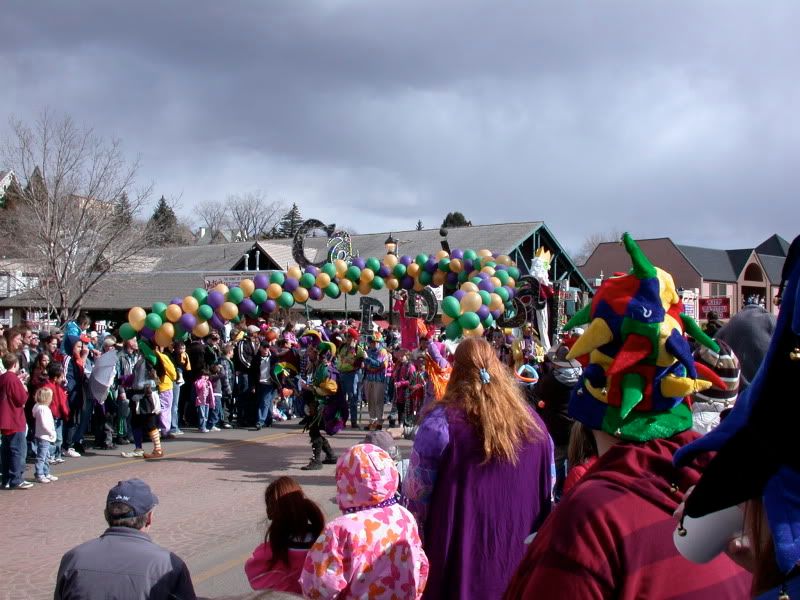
[675,245,743,283]
[757,253,785,285]
[137,242,254,272]
[756,234,790,258]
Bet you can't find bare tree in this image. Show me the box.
[1,111,154,321]
[572,229,625,265]
[195,200,229,241]
[227,191,285,240]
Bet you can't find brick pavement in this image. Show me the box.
[0,421,412,600]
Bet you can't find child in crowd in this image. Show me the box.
[32,387,58,483]
[208,364,228,431]
[392,348,415,431]
[403,355,427,439]
[219,344,236,426]
[300,443,429,598]
[245,476,325,594]
[43,362,68,463]
[194,368,215,433]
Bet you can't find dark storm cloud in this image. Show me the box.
[2,1,799,251]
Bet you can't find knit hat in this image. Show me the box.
[564,234,725,442]
[714,304,776,391]
[675,235,800,574]
[691,339,740,409]
[347,328,360,339]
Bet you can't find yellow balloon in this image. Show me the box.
[489,293,504,311]
[435,250,450,260]
[193,322,210,338]
[219,301,239,320]
[460,291,483,313]
[287,267,302,280]
[239,278,255,297]
[267,283,283,300]
[490,277,502,289]
[361,268,374,282]
[181,296,199,314]
[481,266,496,276]
[315,273,331,288]
[213,283,229,295]
[383,254,398,268]
[339,278,353,293]
[460,282,479,294]
[359,281,373,296]
[165,304,183,323]
[128,307,146,331]
[155,323,175,348]
[507,277,515,288]
[478,249,492,258]
[407,263,420,277]
[465,324,485,337]
[293,287,309,303]
[386,277,399,290]
[449,258,463,273]
[334,259,348,277]
[432,271,446,287]
[497,255,511,266]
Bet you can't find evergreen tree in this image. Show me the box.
[147,196,180,246]
[416,219,424,231]
[277,203,303,238]
[441,212,471,228]
[113,192,134,228]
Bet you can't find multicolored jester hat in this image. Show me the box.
[119,245,521,364]
[564,233,726,442]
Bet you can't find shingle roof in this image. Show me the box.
[676,245,740,282]
[757,254,785,285]
[139,242,254,272]
[756,234,790,258]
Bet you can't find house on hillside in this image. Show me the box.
[580,234,789,319]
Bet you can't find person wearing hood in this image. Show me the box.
[714,302,777,393]
[673,235,800,599]
[300,443,429,599]
[505,234,751,599]
[62,335,87,457]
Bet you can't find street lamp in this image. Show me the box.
[385,233,398,328]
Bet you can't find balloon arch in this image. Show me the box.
[120,219,524,358]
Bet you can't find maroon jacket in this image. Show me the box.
[504,430,751,600]
[0,371,28,434]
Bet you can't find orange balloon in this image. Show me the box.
[339,278,353,293]
[460,282,479,294]
[358,281,373,296]
[334,260,348,277]
[219,302,238,320]
[315,273,331,288]
[478,249,492,258]
[386,277,399,291]
[449,258,463,273]
[481,266,495,276]
[213,283,229,295]
[407,263,420,277]
[383,254,398,268]
[287,267,302,280]
[193,322,210,338]
[432,271,446,287]
[293,287,309,303]
[361,268,374,282]
[267,283,283,300]
[165,304,183,323]
[460,291,483,313]
[239,278,255,297]
[490,277,502,288]
[181,296,199,314]
[435,250,450,260]
[128,307,146,331]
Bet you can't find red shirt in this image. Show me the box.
[0,371,29,434]
[43,381,70,420]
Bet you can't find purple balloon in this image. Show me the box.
[305,265,319,276]
[478,280,495,292]
[495,264,507,272]
[140,327,155,341]
[491,309,503,319]
[352,257,366,269]
[503,285,515,298]
[450,248,463,260]
[378,265,390,278]
[399,255,413,266]
[169,297,183,305]
[453,290,466,301]
[262,299,277,313]
[283,277,299,292]
[179,313,197,331]
[463,259,474,272]
[425,257,438,273]
[446,272,459,285]
[477,272,490,280]
[207,290,225,309]
[253,274,269,289]
[309,286,323,301]
[477,305,490,320]
[400,275,414,290]
[210,314,225,331]
[239,298,256,315]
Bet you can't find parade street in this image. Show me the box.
[1,421,410,600]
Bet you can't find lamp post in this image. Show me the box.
[385,233,398,329]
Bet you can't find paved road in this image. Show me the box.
[0,420,412,600]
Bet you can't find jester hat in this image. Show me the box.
[565,233,724,442]
[675,235,800,574]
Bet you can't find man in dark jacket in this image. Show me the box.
[55,478,195,600]
[0,353,32,489]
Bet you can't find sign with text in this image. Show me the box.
[699,297,731,320]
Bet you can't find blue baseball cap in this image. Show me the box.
[106,479,159,517]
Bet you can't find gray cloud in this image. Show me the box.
[2,1,798,252]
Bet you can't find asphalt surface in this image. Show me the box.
[0,419,412,600]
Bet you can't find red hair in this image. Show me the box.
[264,477,325,566]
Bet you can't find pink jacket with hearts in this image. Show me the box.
[300,444,429,599]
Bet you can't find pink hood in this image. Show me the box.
[336,443,398,511]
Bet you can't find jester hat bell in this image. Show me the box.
[565,233,725,442]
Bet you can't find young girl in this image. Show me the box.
[32,387,58,483]
[194,369,215,433]
[301,443,429,598]
[392,348,415,431]
[43,362,69,463]
[245,476,325,593]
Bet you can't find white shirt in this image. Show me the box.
[33,403,57,442]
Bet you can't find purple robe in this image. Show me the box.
[403,405,553,600]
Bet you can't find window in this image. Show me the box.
[744,264,764,282]
[709,282,728,297]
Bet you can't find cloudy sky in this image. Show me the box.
[2,1,798,252]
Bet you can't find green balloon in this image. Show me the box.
[458,311,480,330]
[415,253,429,267]
[119,323,137,341]
[232,315,242,324]
[192,288,208,302]
[393,264,407,278]
[270,271,285,285]
[438,258,451,272]
[418,271,432,286]
[346,265,361,282]
[347,286,358,295]
[198,304,214,321]
[278,291,295,308]
[139,340,157,366]
[463,249,478,262]
[324,283,340,298]
[227,287,244,304]
[251,289,267,305]
[151,302,167,318]
[145,313,162,330]
[174,324,189,342]
[507,267,520,280]
[479,290,491,306]
[442,296,461,319]
[322,263,337,278]
[470,277,483,286]
[485,261,497,269]
[496,270,510,285]
[458,271,469,283]
[366,257,381,272]
[482,315,495,329]
[371,276,385,290]
[300,273,316,289]
[445,320,463,340]
[495,287,510,302]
